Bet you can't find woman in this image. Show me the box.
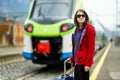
[67,9,96,80]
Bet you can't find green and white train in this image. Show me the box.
[22,0,108,64]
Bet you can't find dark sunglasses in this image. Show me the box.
[76,14,85,18]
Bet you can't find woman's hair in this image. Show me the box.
[74,9,89,30]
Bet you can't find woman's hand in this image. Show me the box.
[66,58,72,63]
[84,66,90,72]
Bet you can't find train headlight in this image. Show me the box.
[61,25,69,31]
[60,23,74,32]
[24,24,33,32]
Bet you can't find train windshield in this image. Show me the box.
[31,0,73,20]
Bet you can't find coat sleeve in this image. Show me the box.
[85,26,96,67]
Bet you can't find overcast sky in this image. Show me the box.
[83,0,116,15]
[83,0,117,31]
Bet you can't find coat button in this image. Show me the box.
[78,57,82,62]
[80,46,82,50]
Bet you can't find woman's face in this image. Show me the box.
[76,11,86,24]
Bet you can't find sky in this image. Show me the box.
[0,0,30,13]
[0,0,30,22]
[83,0,117,31]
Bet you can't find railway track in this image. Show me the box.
[16,65,64,80]
[0,54,46,80]
[0,54,25,65]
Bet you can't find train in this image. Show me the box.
[22,0,108,65]
[89,15,108,51]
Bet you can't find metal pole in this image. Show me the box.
[115,0,118,46]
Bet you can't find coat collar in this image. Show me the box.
[73,22,90,45]
[78,22,93,45]
[79,27,86,45]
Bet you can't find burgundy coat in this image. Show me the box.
[70,22,96,67]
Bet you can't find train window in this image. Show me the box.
[31,0,73,20]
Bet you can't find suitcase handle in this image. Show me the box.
[64,58,73,79]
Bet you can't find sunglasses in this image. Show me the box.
[76,14,85,18]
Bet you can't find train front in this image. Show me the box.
[22,0,76,64]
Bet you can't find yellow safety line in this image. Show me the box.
[90,43,111,80]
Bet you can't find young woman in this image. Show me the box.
[67,9,96,80]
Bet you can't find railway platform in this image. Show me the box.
[90,42,120,80]
[0,47,23,57]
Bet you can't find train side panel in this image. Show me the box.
[23,35,33,60]
[61,33,73,60]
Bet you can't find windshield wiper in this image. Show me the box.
[38,7,46,19]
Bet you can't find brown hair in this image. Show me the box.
[74,9,89,30]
